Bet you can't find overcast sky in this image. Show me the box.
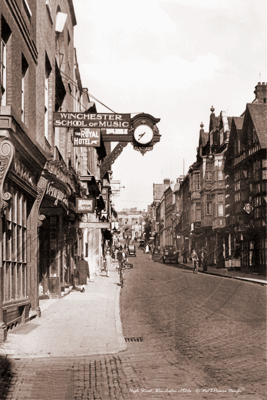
[73,0,267,211]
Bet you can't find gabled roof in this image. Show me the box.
[233,117,243,131]
[247,103,267,148]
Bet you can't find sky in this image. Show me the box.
[73,0,267,211]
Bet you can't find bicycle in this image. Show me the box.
[118,259,126,287]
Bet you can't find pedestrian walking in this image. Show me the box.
[145,244,149,254]
[76,254,90,284]
[182,247,188,263]
[191,249,199,273]
[200,248,207,272]
[105,249,112,277]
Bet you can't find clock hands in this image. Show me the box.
[138,132,146,140]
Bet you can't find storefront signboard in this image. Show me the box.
[76,198,95,213]
[53,112,130,128]
[46,182,68,207]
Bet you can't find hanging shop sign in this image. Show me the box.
[75,221,111,229]
[76,198,95,213]
[243,203,253,214]
[73,128,100,147]
[53,112,131,128]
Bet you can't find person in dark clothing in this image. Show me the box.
[200,248,207,272]
[117,248,124,268]
[182,248,188,263]
[76,254,89,285]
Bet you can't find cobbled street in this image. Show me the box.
[0,250,266,400]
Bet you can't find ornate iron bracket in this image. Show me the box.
[100,142,128,179]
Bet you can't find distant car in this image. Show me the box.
[162,246,179,264]
[128,245,136,257]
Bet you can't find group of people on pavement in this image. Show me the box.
[102,245,129,277]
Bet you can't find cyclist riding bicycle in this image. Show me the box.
[117,247,127,287]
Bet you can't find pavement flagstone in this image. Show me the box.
[0,266,127,359]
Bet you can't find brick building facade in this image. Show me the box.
[0,0,113,342]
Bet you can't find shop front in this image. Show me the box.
[38,174,74,298]
[0,125,47,342]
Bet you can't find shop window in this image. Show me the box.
[3,185,28,302]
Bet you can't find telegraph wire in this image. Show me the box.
[60,70,116,113]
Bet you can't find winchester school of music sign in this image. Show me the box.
[53,112,131,128]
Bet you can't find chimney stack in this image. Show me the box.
[254,82,267,103]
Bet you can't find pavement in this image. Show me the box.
[0,262,127,359]
[152,253,267,285]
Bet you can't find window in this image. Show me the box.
[218,170,224,181]
[1,17,11,106]
[196,202,201,221]
[235,193,241,202]
[1,39,6,105]
[206,171,212,181]
[262,170,267,180]
[215,159,222,167]
[218,204,224,216]
[21,55,28,123]
[235,181,240,191]
[195,173,200,190]
[3,183,28,302]
[218,194,224,202]
[206,202,212,215]
[45,54,52,140]
[234,171,240,181]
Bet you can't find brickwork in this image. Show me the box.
[1,1,37,137]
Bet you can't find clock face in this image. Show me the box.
[134,125,154,145]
